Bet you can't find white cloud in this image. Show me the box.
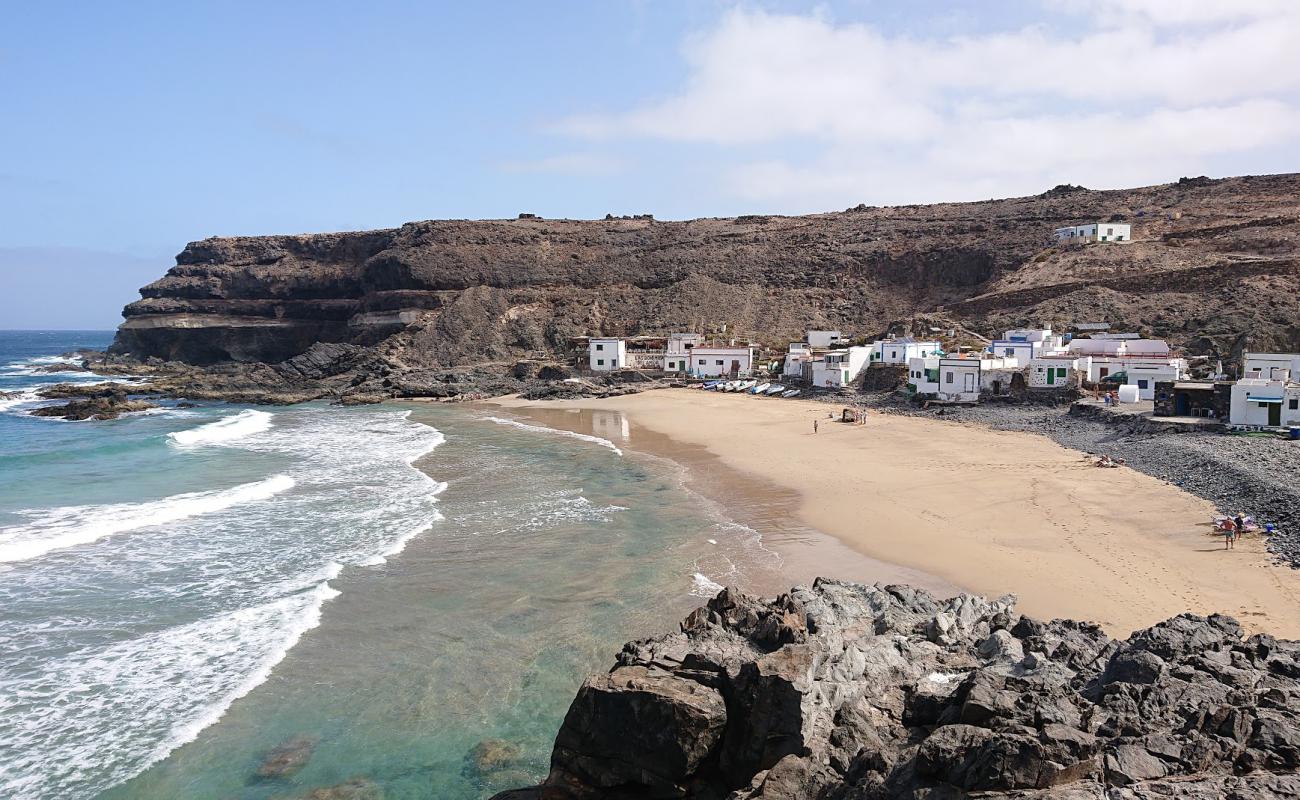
[552,3,1300,208]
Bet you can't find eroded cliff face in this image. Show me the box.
[113,174,1300,369]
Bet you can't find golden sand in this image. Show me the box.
[496,389,1300,638]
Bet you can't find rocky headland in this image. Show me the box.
[90,173,1300,405]
[491,580,1300,799]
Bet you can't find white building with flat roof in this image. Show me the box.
[783,342,812,379]
[810,346,871,388]
[1243,352,1300,381]
[1230,379,1300,428]
[588,338,625,371]
[872,338,941,365]
[690,346,755,378]
[1054,222,1131,244]
[663,333,704,372]
[807,330,847,349]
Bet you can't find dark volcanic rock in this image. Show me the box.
[254,734,317,779]
[29,385,157,420]
[491,580,1300,799]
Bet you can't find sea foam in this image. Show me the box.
[167,409,273,447]
[482,415,623,455]
[0,474,296,564]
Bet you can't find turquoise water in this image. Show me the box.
[0,332,767,800]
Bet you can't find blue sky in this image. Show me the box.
[2,0,1297,328]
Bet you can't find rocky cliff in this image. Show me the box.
[491,580,1300,799]
[112,174,1300,383]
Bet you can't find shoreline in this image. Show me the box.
[490,388,1300,638]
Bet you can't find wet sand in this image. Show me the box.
[495,389,1300,638]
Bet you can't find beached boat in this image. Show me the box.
[749,382,771,395]
[764,384,786,395]
[734,380,756,392]
[722,380,739,392]
[781,389,801,398]
[703,380,722,390]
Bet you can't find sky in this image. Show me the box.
[1,0,1298,328]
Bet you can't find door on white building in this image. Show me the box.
[963,372,975,393]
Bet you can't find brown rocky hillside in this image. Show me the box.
[112,173,1300,370]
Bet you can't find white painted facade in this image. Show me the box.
[810,346,871,388]
[1028,358,1080,388]
[1053,222,1132,243]
[873,339,941,365]
[936,359,982,403]
[807,330,847,349]
[588,338,626,371]
[1124,362,1183,400]
[784,343,812,379]
[1243,352,1300,382]
[1230,379,1300,428]
[663,333,704,372]
[690,346,755,378]
[907,356,941,394]
[1079,356,1188,392]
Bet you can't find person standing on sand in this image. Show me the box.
[813,419,819,434]
[1224,523,1236,550]
[1234,513,1246,544]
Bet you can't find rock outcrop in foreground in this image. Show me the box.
[493,580,1300,799]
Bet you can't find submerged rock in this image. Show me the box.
[296,777,383,800]
[491,580,1300,799]
[254,734,317,779]
[29,388,157,421]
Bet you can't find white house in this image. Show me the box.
[1027,357,1080,388]
[807,330,847,349]
[873,338,941,365]
[1053,222,1132,244]
[1125,362,1184,400]
[1230,379,1300,428]
[977,357,1024,396]
[783,342,812,379]
[690,346,755,378]
[906,356,981,403]
[663,333,704,372]
[810,346,871,388]
[990,328,1065,362]
[1243,352,1300,381]
[588,338,625,371]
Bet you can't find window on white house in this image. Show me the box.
[1138,379,1149,389]
[596,344,604,351]
[1291,398,1299,410]
[715,360,724,366]
[698,359,705,366]
[945,373,953,383]
[1057,368,1066,377]
[597,359,605,366]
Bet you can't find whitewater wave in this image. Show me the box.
[0,475,296,564]
[167,409,273,447]
[691,572,726,598]
[0,388,44,413]
[0,564,341,800]
[482,415,623,455]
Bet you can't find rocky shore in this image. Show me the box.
[492,580,1300,799]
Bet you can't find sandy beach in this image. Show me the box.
[497,388,1300,638]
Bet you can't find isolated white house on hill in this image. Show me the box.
[588,338,625,371]
[1053,223,1131,244]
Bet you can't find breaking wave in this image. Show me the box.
[481,415,623,455]
[0,475,296,564]
[167,409,274,447]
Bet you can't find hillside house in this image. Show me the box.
[1230,379,1300,428]
[663,333,704,372]
[1053,222,1131,243]
[691,346,755,378]
[988,328,1065,362]
[1243,352,1300,381]
[811,346,871,388]
[588,338,626,371]
[907,357,982,403]
[872,338,941,365]
[807,330,847,349]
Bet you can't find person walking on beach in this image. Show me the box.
[813,419,819,434]
[1224,521,1236,550]
[1234,513,1246,544]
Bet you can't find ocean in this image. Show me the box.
[0,331,770,799]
